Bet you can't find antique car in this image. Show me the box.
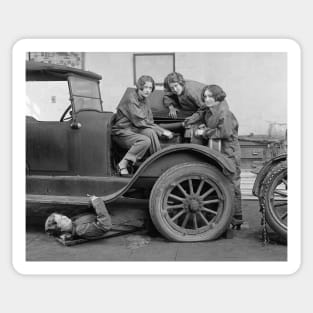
[252,153,287,241]
[26,61,237,242]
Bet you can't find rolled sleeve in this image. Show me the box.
[185,110,204,126]
[163,92,178,109]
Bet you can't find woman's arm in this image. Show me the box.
[125,102,173,138]
[203,112,235,139]
[163,91,180,118]
[184,109,205,126]
[163,90,178,108]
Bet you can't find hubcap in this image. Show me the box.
[186,198,201,212]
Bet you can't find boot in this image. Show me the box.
[231,214,244,230]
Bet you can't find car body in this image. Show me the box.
[26,61,237,242]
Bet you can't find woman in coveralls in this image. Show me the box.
[185,84,243,228]
[112,75,173,176]
[163,72,206,119]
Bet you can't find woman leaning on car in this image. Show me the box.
[163,72,206,118]
[184,84,244,228]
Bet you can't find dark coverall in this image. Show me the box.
[72,212,111,240]
[112,90,164,164]
[69,197,112,240]
[163,80,206,114]
[186,100,242,217]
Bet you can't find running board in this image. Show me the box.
[27,194,90,206]
[26,194,149,206]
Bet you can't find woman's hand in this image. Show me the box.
[183,116,196,127]
[194,129,205,137]
[163,130,174,139]
[203,128,217,138]
[168,105,179,119]
[194,124,206,137]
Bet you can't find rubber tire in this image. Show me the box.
[260,161,287,241]
[149,162,234,242]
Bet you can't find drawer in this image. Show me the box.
[240,147,265,159]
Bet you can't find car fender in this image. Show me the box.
[252,153,287,197]
[138,144,235,177]
[101,144,235,203]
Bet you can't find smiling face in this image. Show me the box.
[138,81,153,99]
[203,89,217,108]
[168,82,184,96]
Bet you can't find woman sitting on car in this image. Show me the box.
[112,75,173,176]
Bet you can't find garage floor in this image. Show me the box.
[26,199,287,262]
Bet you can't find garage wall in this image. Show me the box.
[84,52,287,135]
[85,53,134,112]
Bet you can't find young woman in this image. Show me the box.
[185,84,243,227]
[163,72,206,119]
[112,75,173,175]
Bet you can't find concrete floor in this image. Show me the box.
[26,199,287,262]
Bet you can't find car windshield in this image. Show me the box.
[68,75,102,112]
[26,81,71,121]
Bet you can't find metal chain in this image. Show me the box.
[260,202,269,246]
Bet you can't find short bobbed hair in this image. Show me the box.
[163,72,185,90]
[201,84,227,102]
[136,75,155,92]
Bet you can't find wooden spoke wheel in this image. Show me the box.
[149,163,234,242]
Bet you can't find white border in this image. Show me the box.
[12,39,301,275]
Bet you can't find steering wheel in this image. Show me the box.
[60,104,72,122]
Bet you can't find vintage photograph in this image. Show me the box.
[13,39,299,274]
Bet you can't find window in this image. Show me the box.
[26,81,71,121]
[133,53,175,85]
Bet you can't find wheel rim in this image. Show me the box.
[162,175,225,236]
[268,170,288,230]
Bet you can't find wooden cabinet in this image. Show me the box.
[239,140,268,169]
[241,146,265,159]
[239,136,286,170]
